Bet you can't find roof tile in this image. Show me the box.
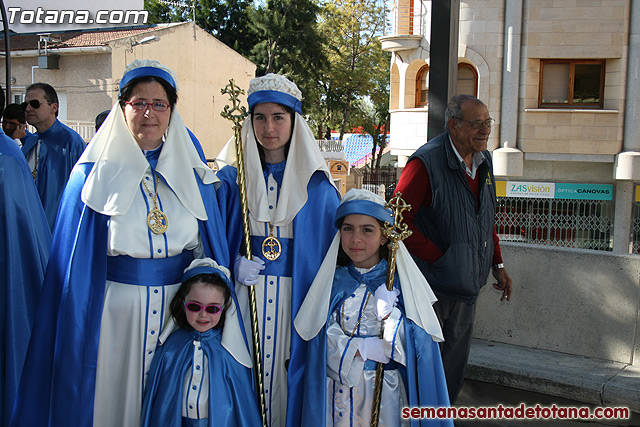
[1,25,161,52]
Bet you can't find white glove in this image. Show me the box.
[234,255,265,286]
[374,284,400,321]
[358,337,390,363]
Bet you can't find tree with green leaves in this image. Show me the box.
[144,0,392,149]
[312,0,389,141]
[144,0,328,128]
[144,0,257,56]
[356,38,390,169]
[144,0,176,23]
[356,97,389,169]
[248,0,327,116]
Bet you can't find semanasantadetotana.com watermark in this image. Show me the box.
[7,7,149,25]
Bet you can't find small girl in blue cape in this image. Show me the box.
[141,258,261,427]
[294,189,453,426]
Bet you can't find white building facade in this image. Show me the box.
[382,0,640,254]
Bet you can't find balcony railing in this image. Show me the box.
[384,1,428,37]
[317,139,344,152]
[64,120,95,143]
[26,120,95,143]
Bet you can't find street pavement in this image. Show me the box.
[453,380,640,427]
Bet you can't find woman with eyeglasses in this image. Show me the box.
[11,60,237,427]
[140,258,260,426]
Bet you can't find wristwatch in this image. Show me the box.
[492,263,505,270]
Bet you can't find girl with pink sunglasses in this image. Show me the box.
[141,258,261,427]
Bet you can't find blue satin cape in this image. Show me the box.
[216,166,340,427]
[11,149,233,426]
[301,260,453,427]
[141,327,261,426]
[21,119,86,230]
[0,132,51,426]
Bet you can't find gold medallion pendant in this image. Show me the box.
[147,208,169,235]
[142,173,169,235]
[262,224,281,261]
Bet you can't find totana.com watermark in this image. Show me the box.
[7,7,148,26]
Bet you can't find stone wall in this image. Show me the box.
[473,242,640,365]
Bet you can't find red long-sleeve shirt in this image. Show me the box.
[393,158,503,265]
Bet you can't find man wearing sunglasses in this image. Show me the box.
[393,94,513,405]
[21,83,86,230]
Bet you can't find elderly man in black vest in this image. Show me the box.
[393,94,513,404]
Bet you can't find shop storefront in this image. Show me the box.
[496,181,614,251]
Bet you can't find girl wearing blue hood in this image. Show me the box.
[141,258,261,427]
[295,189,453,426]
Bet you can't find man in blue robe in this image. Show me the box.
[0,89,51,426]
[21,82,85,230]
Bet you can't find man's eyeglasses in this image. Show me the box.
[20,99,52,111]
[184,301,225,314]
[125,100,170,112]
[457,118,495,129]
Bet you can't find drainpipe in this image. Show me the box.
[493,0,524,177]
[612,0,640,253]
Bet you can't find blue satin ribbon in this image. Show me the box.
[119,66,177,95]
[106,251,194,286]
[181,417,208,427]
[363,359,399,371]
[247,90,302,114]
[250,235,293,277]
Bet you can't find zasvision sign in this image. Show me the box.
[496,181,612,201]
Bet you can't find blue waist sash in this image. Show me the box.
[106,250,194,286]
[364,359,399,371]
[181,417,208,427]
[250,235,293,277]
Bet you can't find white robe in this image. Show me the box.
[218,106,338,427]
[93,165,203,427]
[181,338,211,419]
[235,171,292,427]
[325,280,409,427]
[76,103,221,427]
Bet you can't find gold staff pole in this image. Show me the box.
[370,192,412,427]
[221,80,268,427]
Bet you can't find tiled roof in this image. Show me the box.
[0,25,166,52]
